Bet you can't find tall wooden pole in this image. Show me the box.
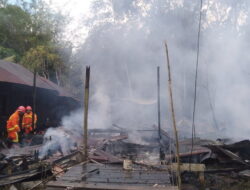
[157,67,164,161]
[32,69,37,131]
[83,66,90,161]
[164,42,181,189]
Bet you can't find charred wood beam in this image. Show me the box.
[214,146,249,166]
[83,66,90,161]
[132,161,164,171]
[81,168,99,180]
[32,69,37,131]
[29,161,89,190]
[157,67,165,161]
[205,166,250,173]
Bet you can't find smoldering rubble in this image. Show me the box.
[1,122,250,190]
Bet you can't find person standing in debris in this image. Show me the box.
[6,106,26,146]
[22,106,37,135]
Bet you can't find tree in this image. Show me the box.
[0,0,71,88]
[21,45,68,86]
[0,4,32,60]
[0,46,17,60]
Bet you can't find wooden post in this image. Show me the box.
[32,69,37,131]
[164,42,181,189]
[83,66,90,161]
[157,67,161,141]
[157,67,164,161]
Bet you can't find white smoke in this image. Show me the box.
[39,110,83,158]
[39,88,115,157]
[39,127,74,158]
[40,0,250,149]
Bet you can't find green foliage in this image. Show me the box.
[21,45,68,86]
[0,46,17,59]
[0,4,32,59]
[0,0,71,87]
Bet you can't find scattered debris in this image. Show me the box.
[1,128,250,190]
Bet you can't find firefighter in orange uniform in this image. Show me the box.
[6,106,26,144]
[22,106,37,135]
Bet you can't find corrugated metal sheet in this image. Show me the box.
[0,60,78,100]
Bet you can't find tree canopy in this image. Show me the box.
[0,0,70,86]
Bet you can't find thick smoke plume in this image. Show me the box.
[41,0,250,155]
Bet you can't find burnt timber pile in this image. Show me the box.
[1,127,250,190]
[0,127,177,190]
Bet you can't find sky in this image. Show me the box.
[44,0,93,47]
[45,0,92,16]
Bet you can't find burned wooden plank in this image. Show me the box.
[0,149,82,186]
[59,171,171,179]
[0,167,51,186]
[170,163,205,172]
[86,179,170,184]
[47,181,178,190]
[57,163,167,174]
[215,146,248,165]
[86,175,171,181]
[54,163,172,188]
[90,149,122,163]
[204,143,250,165]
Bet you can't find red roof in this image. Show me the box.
[0,60,78,100]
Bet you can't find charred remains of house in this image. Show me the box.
[1,125,250,190]
[0,127,175,189]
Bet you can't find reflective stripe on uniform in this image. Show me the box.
[24,115,32,118]
[12,132,18,143]
[7,127,16,132]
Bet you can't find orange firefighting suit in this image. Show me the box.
[22,112,37,134]
[6,111,21,143]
